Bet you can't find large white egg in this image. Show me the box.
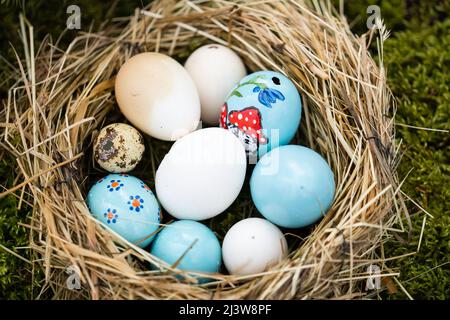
[184,44,246,125]
[222,218,288,276]
[155,128,246,220]
[115,52,200,141]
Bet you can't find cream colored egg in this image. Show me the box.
[184,44,246,125]
[222,218,288,276]
[115,52,201,141]
[94,123,145,173]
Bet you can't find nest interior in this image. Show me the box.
[0,0,408,299]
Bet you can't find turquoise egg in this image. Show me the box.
[150,220,222,280]
[220,71,302,159]
[250,145,335,228]
[86,174,161,248]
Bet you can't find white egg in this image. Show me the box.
[155,127,246,220]
[184,44,246,125]
[115,52,200,141]
[222,218,288,276]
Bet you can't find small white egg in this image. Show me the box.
[115,52,200,141]
[184,44,246,125]
[155,127,247,221]
[222,218,288,276]
[93,123,145,173]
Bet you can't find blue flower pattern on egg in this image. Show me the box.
[128,195,144,212]
[87,174,161,248]
[107,179,124,192]
[221,71,302,158]
[252,86,285,109]
[104,208,118,224]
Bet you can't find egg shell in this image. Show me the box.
[155,127,247,221]
[222,218,288,276]
[150,220,222,279]
[220,71,302,159]
[86,174,161,248]
[93,123,145,173]
[250,145,335,228]
[115,52,200,141]
[184,44,247,125]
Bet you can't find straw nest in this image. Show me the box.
[0,0,409,299]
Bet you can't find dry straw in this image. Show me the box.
[1,0,410,299]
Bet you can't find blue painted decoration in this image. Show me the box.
[220,71,302,158]
[87,174,161,248]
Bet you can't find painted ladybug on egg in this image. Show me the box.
[220,103,267,155]
[220,71,302,158]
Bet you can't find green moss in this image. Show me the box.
[332,0,450,300]
[0,155,39,299]
[382,20,450,300]
[335,0,449,34]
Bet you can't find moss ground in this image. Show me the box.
[0,0,448,299]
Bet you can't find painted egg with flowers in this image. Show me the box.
[220,71,302,159]
[86,174,161,248]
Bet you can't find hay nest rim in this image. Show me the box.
[0,0,409,299]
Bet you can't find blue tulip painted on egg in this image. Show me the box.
[250,145,335,228]
[87,174,161,248]
[220,71,301,158]
[252,85,285,108]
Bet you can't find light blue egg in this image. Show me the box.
[220,71,302,159]
[250,145,335,228]
[86,174,161,248]
[150,220,222,280]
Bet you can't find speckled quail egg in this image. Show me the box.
[93,123,145,173]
